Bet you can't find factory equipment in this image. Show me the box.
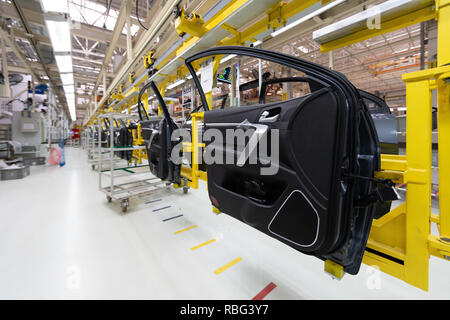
[134,46,398,277]
[97,113,168,213]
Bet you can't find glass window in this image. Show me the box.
[194,54,315,109]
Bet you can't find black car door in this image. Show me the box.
[137,81,182,184]
[184,46,383,275]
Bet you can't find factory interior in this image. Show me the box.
[0,0,449,302]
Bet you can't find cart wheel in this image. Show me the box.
[107,196,112,203]
[183,187,189,194]
[121,199,129,213]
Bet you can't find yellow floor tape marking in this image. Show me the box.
[214,257,242,275]
[174,225,198,235]
[190,239,216,251]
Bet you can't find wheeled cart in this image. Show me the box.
[97,113,169,212]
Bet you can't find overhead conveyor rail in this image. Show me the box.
[84,0,331,126]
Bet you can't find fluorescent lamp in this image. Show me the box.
[220,54,237,64]
[65,92,75,102]
[186,71,201,80]
[164,97,179,102]
[45,19,71,53]
[271,0,346,38]
[60,73,74,85]
[253,40,263,47]
[55,55,73,73]
[167,80,185,90]
[67,99,76,120]
[313,0,416,45]
[40,0,68,13]
[64,85,75,94]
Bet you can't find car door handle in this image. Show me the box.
[259,110,279,123]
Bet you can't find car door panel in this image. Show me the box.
[182,46,386,275]
[205,88,350,253]
[137,81,182,184]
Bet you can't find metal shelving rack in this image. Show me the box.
[0,124,11,141]
[86,124,123,171]
[97,113,167,212]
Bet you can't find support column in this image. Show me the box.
[103,71,107,96]
[190,84,194,112]
[32,75,35,104]
[404,79,432,290]
[126,0,133,62]
[420,22,426,70]
[437,0,450,237]
[181,85,185,120]
[158,83,167,116]
[235,60,240,108]
[1,36,10,97]
[329,50,334,70]
[258,59,262,95]
[231,62,237,107]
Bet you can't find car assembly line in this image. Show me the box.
[0,0,449,301]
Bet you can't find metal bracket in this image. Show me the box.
[144,51,156,69]
[129,72,135,84]
[266,1,287,31]
[174,10,208,38]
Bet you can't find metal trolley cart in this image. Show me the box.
[97,113,168,212]
[87,124,125,171]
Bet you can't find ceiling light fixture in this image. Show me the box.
[167,80,186,90]
[220,54,237,64]
[45,19,72,53]
[271,0,346,38]
[40,0,68,13]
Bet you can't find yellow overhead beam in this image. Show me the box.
[85,0,328,124]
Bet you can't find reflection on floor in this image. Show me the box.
[0,147,448,299]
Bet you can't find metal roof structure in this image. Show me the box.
[0,0,429,123]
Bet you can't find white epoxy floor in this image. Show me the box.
[0,147,449,299]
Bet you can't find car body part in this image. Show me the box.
[137,81,182,184]
[182,46,397,275]
[359,90,399,155]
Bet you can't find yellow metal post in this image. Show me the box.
[437,0,450,238]
[437,76,450,238]
[158,82,167,117]
[191,112,200,189]
[180,112,207,189]
[403,78,432,290]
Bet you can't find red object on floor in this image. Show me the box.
[252,282,277,300]
[72,128,80,139]
[47,147,61,165]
